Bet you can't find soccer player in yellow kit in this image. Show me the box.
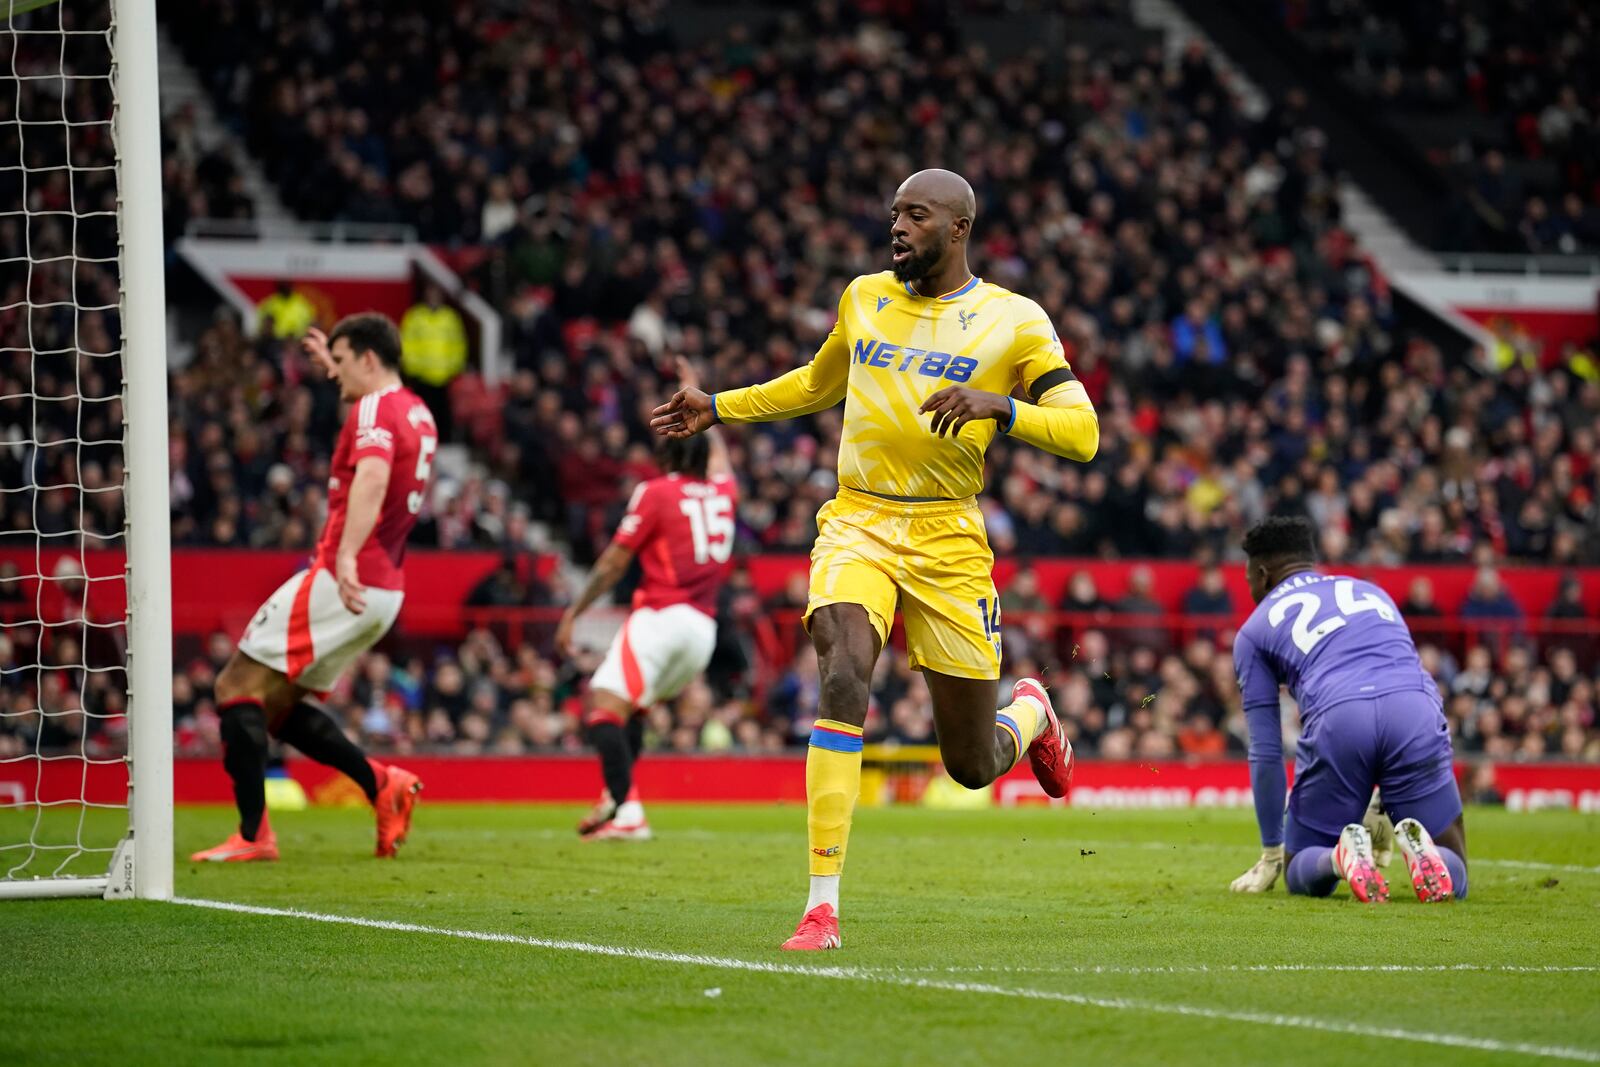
[651,169,1099,950]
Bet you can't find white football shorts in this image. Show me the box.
[590,603,717,708]
[237,567,404,693]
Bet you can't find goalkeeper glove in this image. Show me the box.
[1229,845,1284,893]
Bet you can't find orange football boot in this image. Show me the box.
[190,813,279,863]
[371,759,422,858]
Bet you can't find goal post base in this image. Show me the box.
[104,835,138,899]
[0,877,111,901]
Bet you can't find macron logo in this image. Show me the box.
[357,426,394,451]
[876,296,892,312]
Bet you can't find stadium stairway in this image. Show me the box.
[155,23,303,237]
[1167,0,1480,261]
[1130,0,1437,273]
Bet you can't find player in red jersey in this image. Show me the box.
[192,313,438,863]
[555,362,736,841]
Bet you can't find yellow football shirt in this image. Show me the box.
[713,271,1088,499]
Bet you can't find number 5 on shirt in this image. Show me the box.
[407,435,438,514]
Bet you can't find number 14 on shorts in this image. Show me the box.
[977,596,1002,658]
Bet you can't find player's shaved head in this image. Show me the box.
[889,169,978,286]
[896,169,977,228]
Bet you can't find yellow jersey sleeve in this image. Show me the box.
[712,284,852,423]
[1007,298,1073,398]
[1002,296,1099,462]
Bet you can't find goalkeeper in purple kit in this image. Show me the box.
[1229,517,1467,903]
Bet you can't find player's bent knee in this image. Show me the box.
[817,660,871,725]
[944,756,996,791]
[215,652,264,705]
[1285,879,1338,898]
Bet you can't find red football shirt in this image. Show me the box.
[314,384,437,591]
[611,473,737,616]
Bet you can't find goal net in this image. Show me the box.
[0,0,171,899]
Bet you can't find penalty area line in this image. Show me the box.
[171,897,1599,1064]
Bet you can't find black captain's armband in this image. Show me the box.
[1028,366,1077,401]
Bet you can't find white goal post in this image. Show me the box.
[0,0,171,900]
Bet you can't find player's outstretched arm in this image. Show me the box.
[658,297,852,435]
[650,387,718,439]
[672,357,735,479]
[555,542,635,659]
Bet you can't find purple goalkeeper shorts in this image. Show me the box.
[1284,689,1462,855]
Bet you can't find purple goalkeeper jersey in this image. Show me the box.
[1233,572,1439,719]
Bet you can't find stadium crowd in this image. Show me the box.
[11,570,1588,765]
[1274,0,1600,252]
[1,2,258,561]
[2,1,1599,767]
[128,1,1600,571]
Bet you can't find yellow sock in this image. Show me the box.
[806,719,863,877]
[995,695,1045,771]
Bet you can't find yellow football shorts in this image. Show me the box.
[804,486,1002,680]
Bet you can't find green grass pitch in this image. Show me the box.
[4,803,1599,1065]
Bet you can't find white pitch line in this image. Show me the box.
[876,963,1600,977]
[170,897,1600,1064]
[1477,859,1600,876]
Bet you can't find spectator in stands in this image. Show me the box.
[1170,298,1227,365]
[1177,710,1228,759]
[1181,565,1234,618]
[1059,571,1110,622]
[466,556,534,608]
[1114,566,1167,653]
[1401,576,1441,618]
[1547,574,1589,622]
[1002,565,1055,664]
[255,279,316,339]
[1459,566,1524,623]
[1546,573,1594,661]
[400,282,468,440]
[1006,566,1052,617]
